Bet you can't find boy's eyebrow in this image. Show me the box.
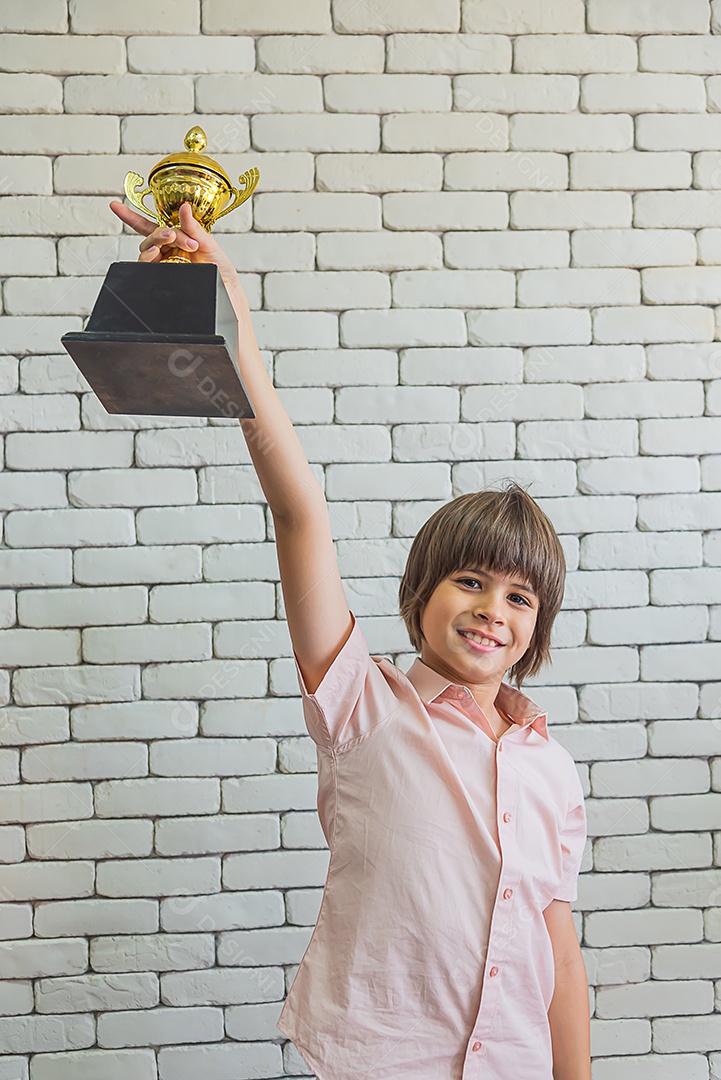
[457,567,537,597]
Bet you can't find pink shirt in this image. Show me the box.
[276,611,587,1080]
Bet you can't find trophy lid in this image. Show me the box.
[149,126,232,187]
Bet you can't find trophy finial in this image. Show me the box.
[184,126,207,153]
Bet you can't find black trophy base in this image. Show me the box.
[61,261,255,419]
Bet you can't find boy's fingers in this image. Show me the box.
[109,200,157,236]
[138,245,159,262]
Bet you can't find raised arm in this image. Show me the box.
[110,200,354,693]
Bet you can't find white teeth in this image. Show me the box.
[460,631,500,647]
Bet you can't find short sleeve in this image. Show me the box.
[553,762,587,903]
[293,610,401,753]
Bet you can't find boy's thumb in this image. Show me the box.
[178,202,207,239]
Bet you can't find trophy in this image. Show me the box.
[61,125,259,419]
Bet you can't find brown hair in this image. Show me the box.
[398,483,566,688]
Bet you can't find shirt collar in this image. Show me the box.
[403,657,549,740]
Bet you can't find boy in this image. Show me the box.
[110,200,591,1080]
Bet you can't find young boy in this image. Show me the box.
[110,201,591,1080]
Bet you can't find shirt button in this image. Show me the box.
[472,1041,482,1052]
[454,689,465,699]
[489,966,499,977]
[502,811,511,823]
[498,742,503,752]
[503,887,513,900]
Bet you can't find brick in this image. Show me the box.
[341,308,466,348]
[149,583,272,623]
[317,230,441,269]
[19,587,147,630]
[455,73,578,113]
[571,151,690,191]
[637,113,721,151]
[28,818,152,860]
[149,738,274,777]
[324,462,449,500]
[121,113,249,154]
[7,433,133,472]
[95,777,219,819]
[257,33,383,73]
[467,0,584,30]
[35,973,158,1014]
[0,826,25,864]
[5,508,134,548]
[580,457,699,495]
[454,459,575,498]
[0,394,79,432]
[35,899,158,938]
[518,420,638,458]
[4,276,104,316]
[74,545,201,586]
[203,0,330,33]
[387,32,510,72]
[589,606,708,646]
[160,887,284,931]
[98,1006,223,1048]
[582,73,705,113]
[696,155,721,191]
[510,113,633,152]
[0,862,93,905]
[587,0,709,33]
[0,115,118,154]
[254,191,380,231]
[462,383,582,422]
[0,73,62,114]
[383,111,508,152]
[0,552,70,587]
[444,150,567,191]
[0,627,78,668]
[265,270,390,310]
[68,468,196,508]
[640,35,721,73]
[197,73,323,114]
[154,813,278,856]
[0,981,32,1012]
[383,191,508,230]
[518,268,639,307]
[524,345,645,383]
[12,665,140,707]
[0,195,119,236]
[515,33,636,73]
[445,229,569,269]
[135,506,264,546]
[72,701,199,742]
[22,742,147,784]
[0,1014,94,1054]
[511,191,631,229]
[0,1057,26,1079]
[581,682,697,722]
[69,0,200,34]
[65,74,193,114]
[326,73,450,112]
[636,191,721,228]
[0,782,91,823]
[31,1049,157,1080]
[158,1043,282,1079]
[161,966,283,1006]
[586,381,703,418]
[0,237,56,275]
[91,933,215,973]
[563,570,648,609]
[468,308,591,347]
[0,32,125,73]
[335,385,456,424]
[252,112,378,151]
[400,347,521,386]
[333,0,459,33]
[642,418,721,455]
[96,860,221,900]
[0,707,69,746]
[317,152,441,193]
[641,495,721,532]
[581,531,701,570]
[392,421,516,461]
[648,343,721,382]
[593,305,713,344]
[392,269,514,308]
[643,266,721,306]
[0,0,67,31]
[571,228,695,268]
[0,903,32,940]
[0,472,66,510]
[142,656,268,701]
[82,623,211,664]
[128,34,254,73]
[642,643,721,681]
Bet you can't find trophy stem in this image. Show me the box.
[161,246,192,264]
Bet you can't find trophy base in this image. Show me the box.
[61,261,255,419]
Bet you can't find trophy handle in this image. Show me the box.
[123,171,160,223]
[215,167,260,221]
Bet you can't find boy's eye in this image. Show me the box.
[457,578,530,606]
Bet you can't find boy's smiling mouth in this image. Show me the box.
[457,629,506,652]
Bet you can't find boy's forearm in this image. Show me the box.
[230,290,323,523]
[547,949,592,1080]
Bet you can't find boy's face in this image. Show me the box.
[419,565,539,689]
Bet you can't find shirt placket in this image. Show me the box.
[462,724,520,1076]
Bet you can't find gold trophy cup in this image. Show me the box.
[61,125,259,419]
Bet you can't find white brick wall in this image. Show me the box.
[0,3,718,1076]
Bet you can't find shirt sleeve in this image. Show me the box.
[292,610,402,753]
[553,761,587,903]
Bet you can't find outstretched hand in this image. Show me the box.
[108,200,248,313]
